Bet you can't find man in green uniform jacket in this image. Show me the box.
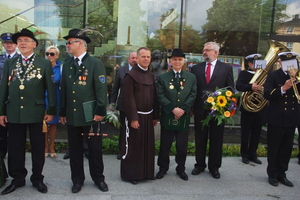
[156,49,197,181]
[0,28,56,195]
[59,29,108,193]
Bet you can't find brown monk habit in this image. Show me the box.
[120,64,159,181]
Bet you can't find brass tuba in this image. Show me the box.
[241,40,290,112]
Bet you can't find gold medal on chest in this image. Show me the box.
[169,85,174,90]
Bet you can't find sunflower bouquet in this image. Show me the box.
[201,87,240,129]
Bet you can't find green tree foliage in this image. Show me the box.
[202,0,287,56]
[149,8,204,53]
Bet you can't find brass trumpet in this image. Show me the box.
[288,69,300,104]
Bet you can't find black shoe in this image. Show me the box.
[33,182,48,193]
[156,170,166,179]
[249,157,262,164]
[117,153,122,160]
[242,158,249,164]
[268,178,278,186]
[63,154,70,159]
[177,171,188,181]
[191,167,204,175]
[97,181,108,192]
[210,170,220,179]
[277,177,293,187]
[129,180,138,185]
[1,183,25,195]
[72,183,83,193]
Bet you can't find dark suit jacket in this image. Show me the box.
[191,60,234,115]
[0,56,57,123]
[110,65,130,111]
[59,53,107,127]
[0,53,19,84]
[157,70,197,124]
[264,69,300,127]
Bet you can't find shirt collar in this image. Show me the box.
[21,53,34,60]
[6,51,16,58]
[207,59,217,66]
[137,64,148,71]
[74,52,87,62]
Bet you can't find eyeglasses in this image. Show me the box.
[66,40,80,45]
[202,49,215,53]
[46,52,55,56]
[17,39,34,43]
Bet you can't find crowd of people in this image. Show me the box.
[0,28,299,195]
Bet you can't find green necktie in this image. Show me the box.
[75,58,80,71]
[176,72,180,84]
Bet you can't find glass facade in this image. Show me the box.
[1,0,300,124]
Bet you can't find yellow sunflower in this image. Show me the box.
[226,90,232,97]
[217,96,227,107]
[207,96,214,103]
[224,111,231,117]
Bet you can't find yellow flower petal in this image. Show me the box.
[217,96,227,107]
[207,96,214,103]
[224,111,231,117]
[226,90,232,97]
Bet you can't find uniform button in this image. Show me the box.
[73,91,75,93]
[285,95,288,97]
[293,95,295,97]
[21,106,23,108]
[73,100,76,102]
[285,108,287,110]
[292,108,295,110]
[21,97,23,99]
[73,82,75,85]
[178,99,180,102]
[293,102,295,104]
[178,92,180,94]
[74,109,76,111]
[285,102,287,104]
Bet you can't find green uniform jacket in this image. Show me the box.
[0,56,57,123]
[59,53,107,127]
[157,70,197,124]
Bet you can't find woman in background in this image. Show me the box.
[45,46,62,158]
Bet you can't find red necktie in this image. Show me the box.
[23,58,29,62]
[206,63,211,84]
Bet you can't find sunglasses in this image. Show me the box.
[46,52,55,56]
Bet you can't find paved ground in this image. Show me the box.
[1,154,300,200]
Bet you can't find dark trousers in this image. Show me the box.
[194,114,224,172]
[0,125,7,158]
[67,124,105,185]
[267,124,295,179]
[240,111,263,159]
[7,123,45,186]
[118,111,125,151]
[157,126,188,173]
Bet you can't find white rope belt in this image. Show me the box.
[122,109,153,160]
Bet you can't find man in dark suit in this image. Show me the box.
[0,28,57,195]
[191,42,234,179]
[264,52,300,187]
[0,32,19,159]
[110,52,137,159]
[236,54,264,165]
[156,49,197,181]
[59,29,108,193]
